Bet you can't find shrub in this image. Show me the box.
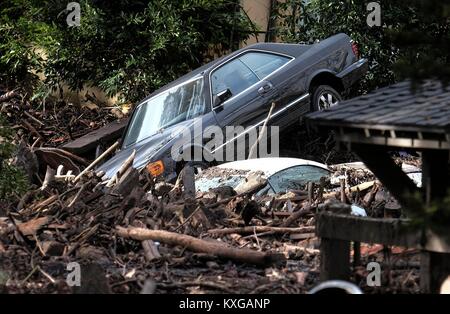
[31,0,256,103]
[0,115,27,201]
[271,0,450,93]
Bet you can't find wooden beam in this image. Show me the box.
[316,212,450,253]
[334,130,450,150]
[320,237,350,281]
[62,119,128,155]
[351,144,422,213]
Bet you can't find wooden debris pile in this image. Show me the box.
[0,148,422,293]
[0,89,122,149]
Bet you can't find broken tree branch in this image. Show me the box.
[116,226,282,266]
[0,90,17,103]
[106,149,136,187]
[74,141,119,182]
[281,205,312,227]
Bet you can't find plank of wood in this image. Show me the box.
[420,251,450,293]
[320,237,350,281]
[62,118,128,154]
[316,212,450,253]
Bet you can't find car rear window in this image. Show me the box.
[268,165,330,193]
[239,52,291,79]
[210,51,292,100]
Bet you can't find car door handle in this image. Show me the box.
[258,82,273,95]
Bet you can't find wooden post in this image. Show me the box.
[420,251,450,293]
[420,150,450,293]
[421,150,449,203]
[320,237,350,281]
[352,144,421,210]
[353,242,361,267]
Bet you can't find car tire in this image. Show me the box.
[311,85,342,111]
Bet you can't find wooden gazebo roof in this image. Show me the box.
[308,80,450,150]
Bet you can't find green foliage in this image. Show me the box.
[271,0,450,93]
[390,0,450,84]
[0,0,255,103]
[403,189,450,233]
[0,0,45,91]
[0,115,28,201]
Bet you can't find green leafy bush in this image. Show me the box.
[0,115,27,201]
[0,0,44,91]
[18,0,255,103]
[271,0,450,93]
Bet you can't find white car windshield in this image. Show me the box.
[123,77,206,147]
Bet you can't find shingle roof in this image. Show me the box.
[307,80,450,132]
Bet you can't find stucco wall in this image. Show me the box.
[241,0,272,45]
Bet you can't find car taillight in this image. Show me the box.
[350,40,360,59]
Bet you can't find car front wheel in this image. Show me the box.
[312,85,342,111]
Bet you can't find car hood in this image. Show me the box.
[97,120,194,178]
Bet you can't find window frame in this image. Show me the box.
[208,49,295,110]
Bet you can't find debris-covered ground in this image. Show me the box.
[0,91,422,294]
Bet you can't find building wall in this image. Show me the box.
[241,0,272,45]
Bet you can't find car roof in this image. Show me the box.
[217,157,329,177]
[137,42,310,105]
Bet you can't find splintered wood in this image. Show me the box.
[0,104,423,295]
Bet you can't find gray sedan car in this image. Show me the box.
[98,33,368,181]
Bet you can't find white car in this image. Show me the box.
[195,157,331,195]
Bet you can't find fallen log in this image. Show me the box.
[207,225,315,235]
[116,226,283,266]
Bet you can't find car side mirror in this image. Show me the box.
[213,89,232,107]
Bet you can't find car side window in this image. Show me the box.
[211,51,292,101]
[239,52,291,79]
[268,165,330,194]
[211,58,259,98]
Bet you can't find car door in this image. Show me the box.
[209,51,292,159]
[237,51,300,132]
[210,53,279,129]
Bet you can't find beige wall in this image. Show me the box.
[241,0,272,45]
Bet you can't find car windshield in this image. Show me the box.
[123,77,206,147]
